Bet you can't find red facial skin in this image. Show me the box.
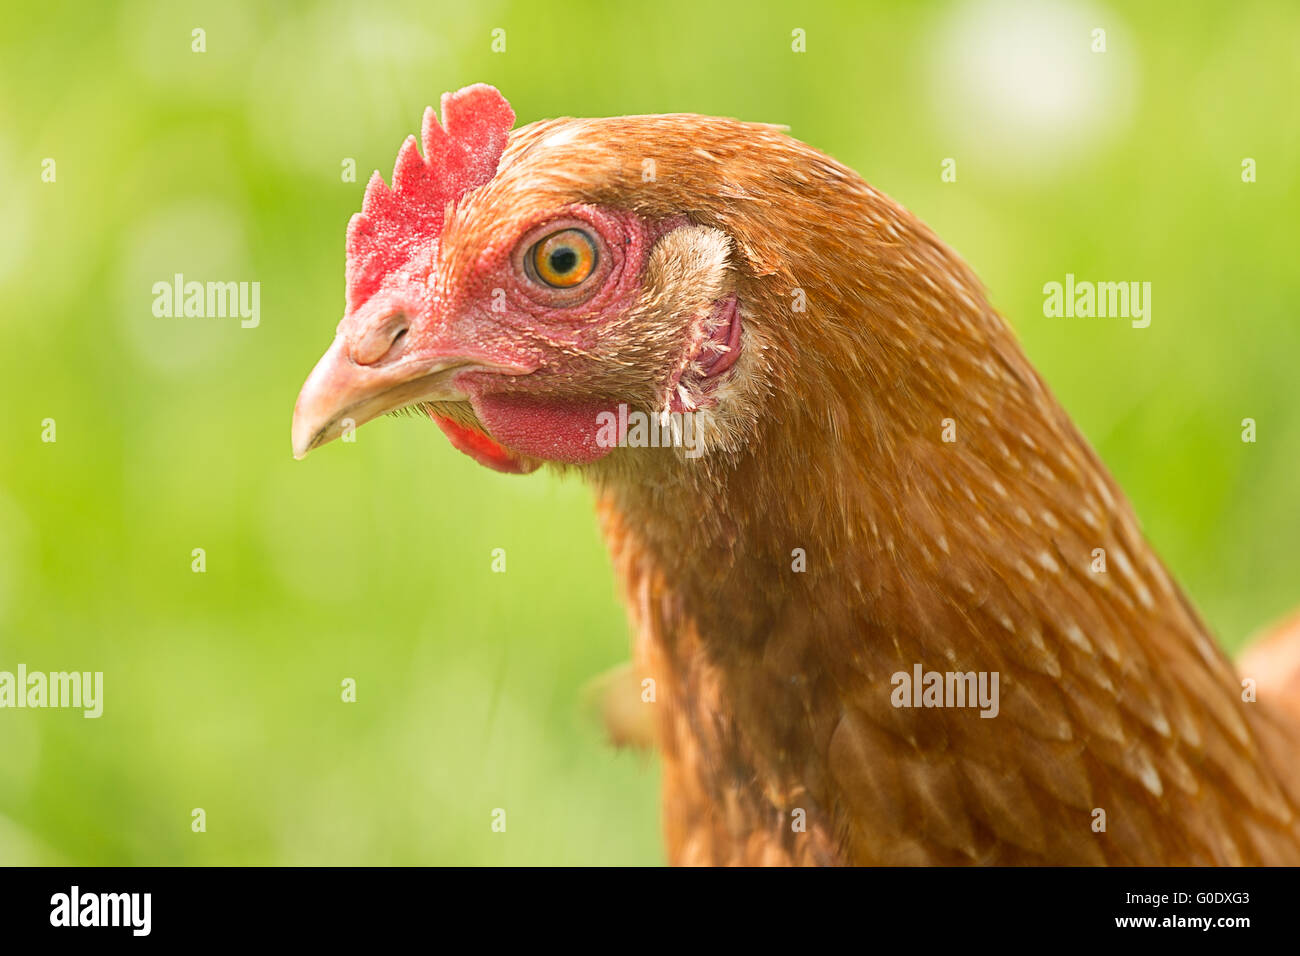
[432,205,681,470]
[407,203,732,472]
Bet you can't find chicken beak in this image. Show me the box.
[291,334,470,459]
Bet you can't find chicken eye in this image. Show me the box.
[530,229,597,288]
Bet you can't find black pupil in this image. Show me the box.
[549,246,578,274]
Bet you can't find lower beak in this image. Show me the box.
[291,334,470,459]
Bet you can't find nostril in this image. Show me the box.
[377,325,408,364]
[352,311,410,366]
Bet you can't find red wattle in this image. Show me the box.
[431,414,540,474]
[466,391,617,465]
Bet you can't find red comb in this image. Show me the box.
[344,84,515,311]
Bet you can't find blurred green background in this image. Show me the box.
[1,0,1297,864]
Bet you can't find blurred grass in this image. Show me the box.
[0,0,1296,863]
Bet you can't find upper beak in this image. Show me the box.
[291,333,470,459]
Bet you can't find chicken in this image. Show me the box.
[292,84,1300,865]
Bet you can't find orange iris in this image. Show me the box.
[531,229,597,288]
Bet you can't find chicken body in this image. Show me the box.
[293,86,1300,865]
